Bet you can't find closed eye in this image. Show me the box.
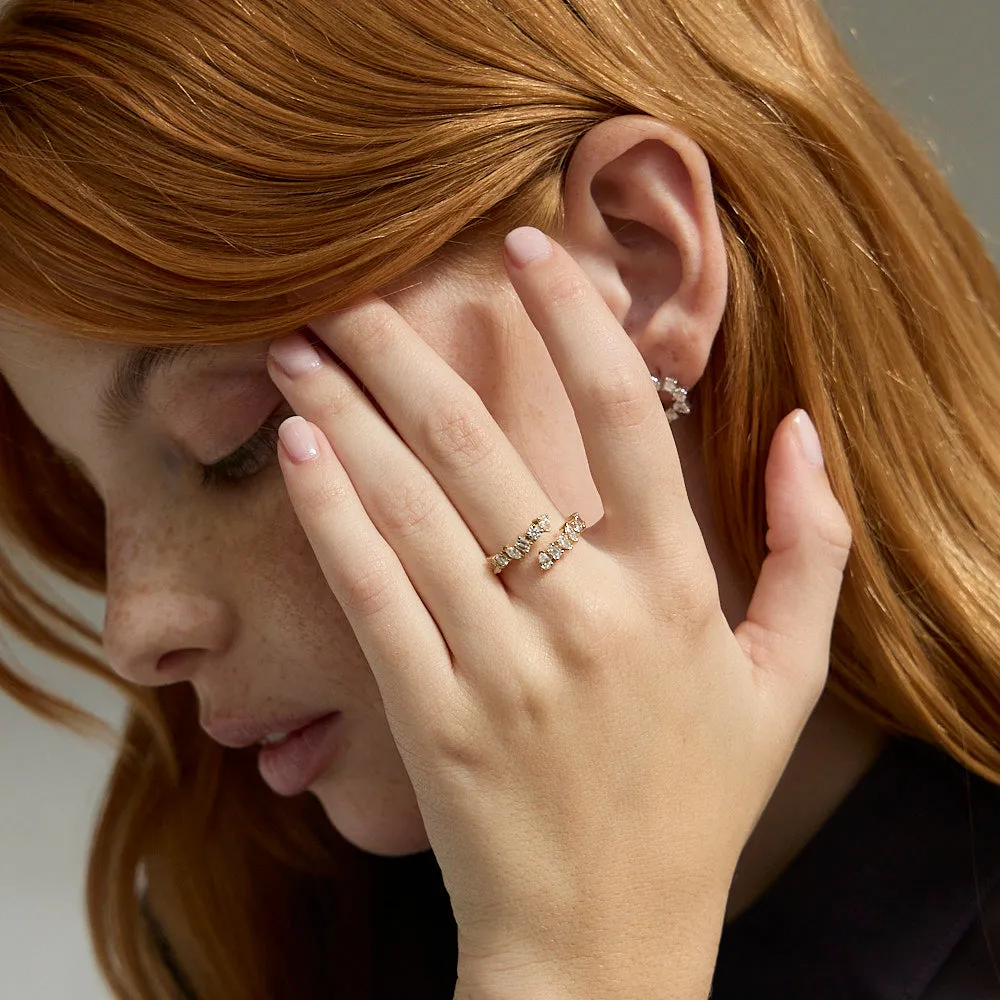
[200,407,289,489]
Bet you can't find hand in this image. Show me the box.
[266,228,852,1000]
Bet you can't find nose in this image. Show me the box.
[102,517,238,688]
[103,588,237,687]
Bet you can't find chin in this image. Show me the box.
[310,773,432,857]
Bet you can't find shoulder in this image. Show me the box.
[923,871,1000,999]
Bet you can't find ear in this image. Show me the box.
[559,115,728,390]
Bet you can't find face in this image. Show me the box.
[0,252,603,857]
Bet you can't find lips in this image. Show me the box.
[201,710,337,749]
[257,712,344,796]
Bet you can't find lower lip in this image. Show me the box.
[257,712,343,796]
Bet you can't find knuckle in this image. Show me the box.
[313,377,359,422]
[420,398,495,474]
[592,364,654,430]
[353,309,396,358]
[813,503,853,569]
[650,555,722,628]
[328,301,395,360]
[340,559,396,618]
[547,269,591,309]
[545,577,633,660]
[379,476,441,539]
[295,475,354,520]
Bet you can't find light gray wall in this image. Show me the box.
[0,557,122,1000]
[0,3,996,998]
[825,1,999,261]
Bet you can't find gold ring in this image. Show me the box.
[489,514,551,574]
[538,513,587,570]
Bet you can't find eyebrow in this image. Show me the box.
[97,343,212,432]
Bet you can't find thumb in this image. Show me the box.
[734,409,853,717]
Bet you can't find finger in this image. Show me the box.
[734,410,852,734]
[300,298,595,586]
[267,335,508,647]
[502,227,690,538]
[275,415,458,715]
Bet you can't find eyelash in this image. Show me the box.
[200,409,288,489]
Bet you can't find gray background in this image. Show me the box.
[1,2,997,997]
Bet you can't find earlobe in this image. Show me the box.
[559,115,729,390]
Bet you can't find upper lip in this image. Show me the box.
[200,709,338,749]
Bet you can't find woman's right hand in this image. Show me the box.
[266,228,852,1000]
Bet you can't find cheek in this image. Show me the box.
[105,492,218,577]
[239,476,328,600]
[246,481,390,713]
[240,477,361,655]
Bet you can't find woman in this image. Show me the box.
[1,0,998,997]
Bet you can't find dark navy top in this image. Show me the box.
[711,734,1000,999]
[150,734,1000,998]
[362,733,1000,998]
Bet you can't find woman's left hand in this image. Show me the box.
[266,227,852,1000]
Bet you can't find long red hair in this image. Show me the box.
[1,0,998,996]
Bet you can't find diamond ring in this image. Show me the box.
[538,513,587,570]
[489,514,552,574]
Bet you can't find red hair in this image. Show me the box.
[1,0,998,995]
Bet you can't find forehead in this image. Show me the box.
[0,315,122,423]
[0,314,266,391]
[0,314,269,453]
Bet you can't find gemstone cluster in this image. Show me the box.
[650,374,691,422]
[490,514,551,574]
[538,513,587,570]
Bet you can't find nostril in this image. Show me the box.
[156,648,204,680]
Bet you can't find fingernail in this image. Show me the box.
[793,410,825,469]
[269,332,323,378]
[505,227,552,267]
[278,416,320,463]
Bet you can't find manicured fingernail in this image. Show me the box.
[793,410,825,469]
[278,416,320,463]
[269,332,323,378]
[505,227,552,267]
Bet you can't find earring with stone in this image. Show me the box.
[650,373,691,422]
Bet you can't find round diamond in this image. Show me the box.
[546,543,563,560]
[539,551,554,570]
[492,552,510,573]
[536,514,551,531]
[505,545,522,560]
[525,524,542,541]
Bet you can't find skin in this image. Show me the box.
[0,115,887,925]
